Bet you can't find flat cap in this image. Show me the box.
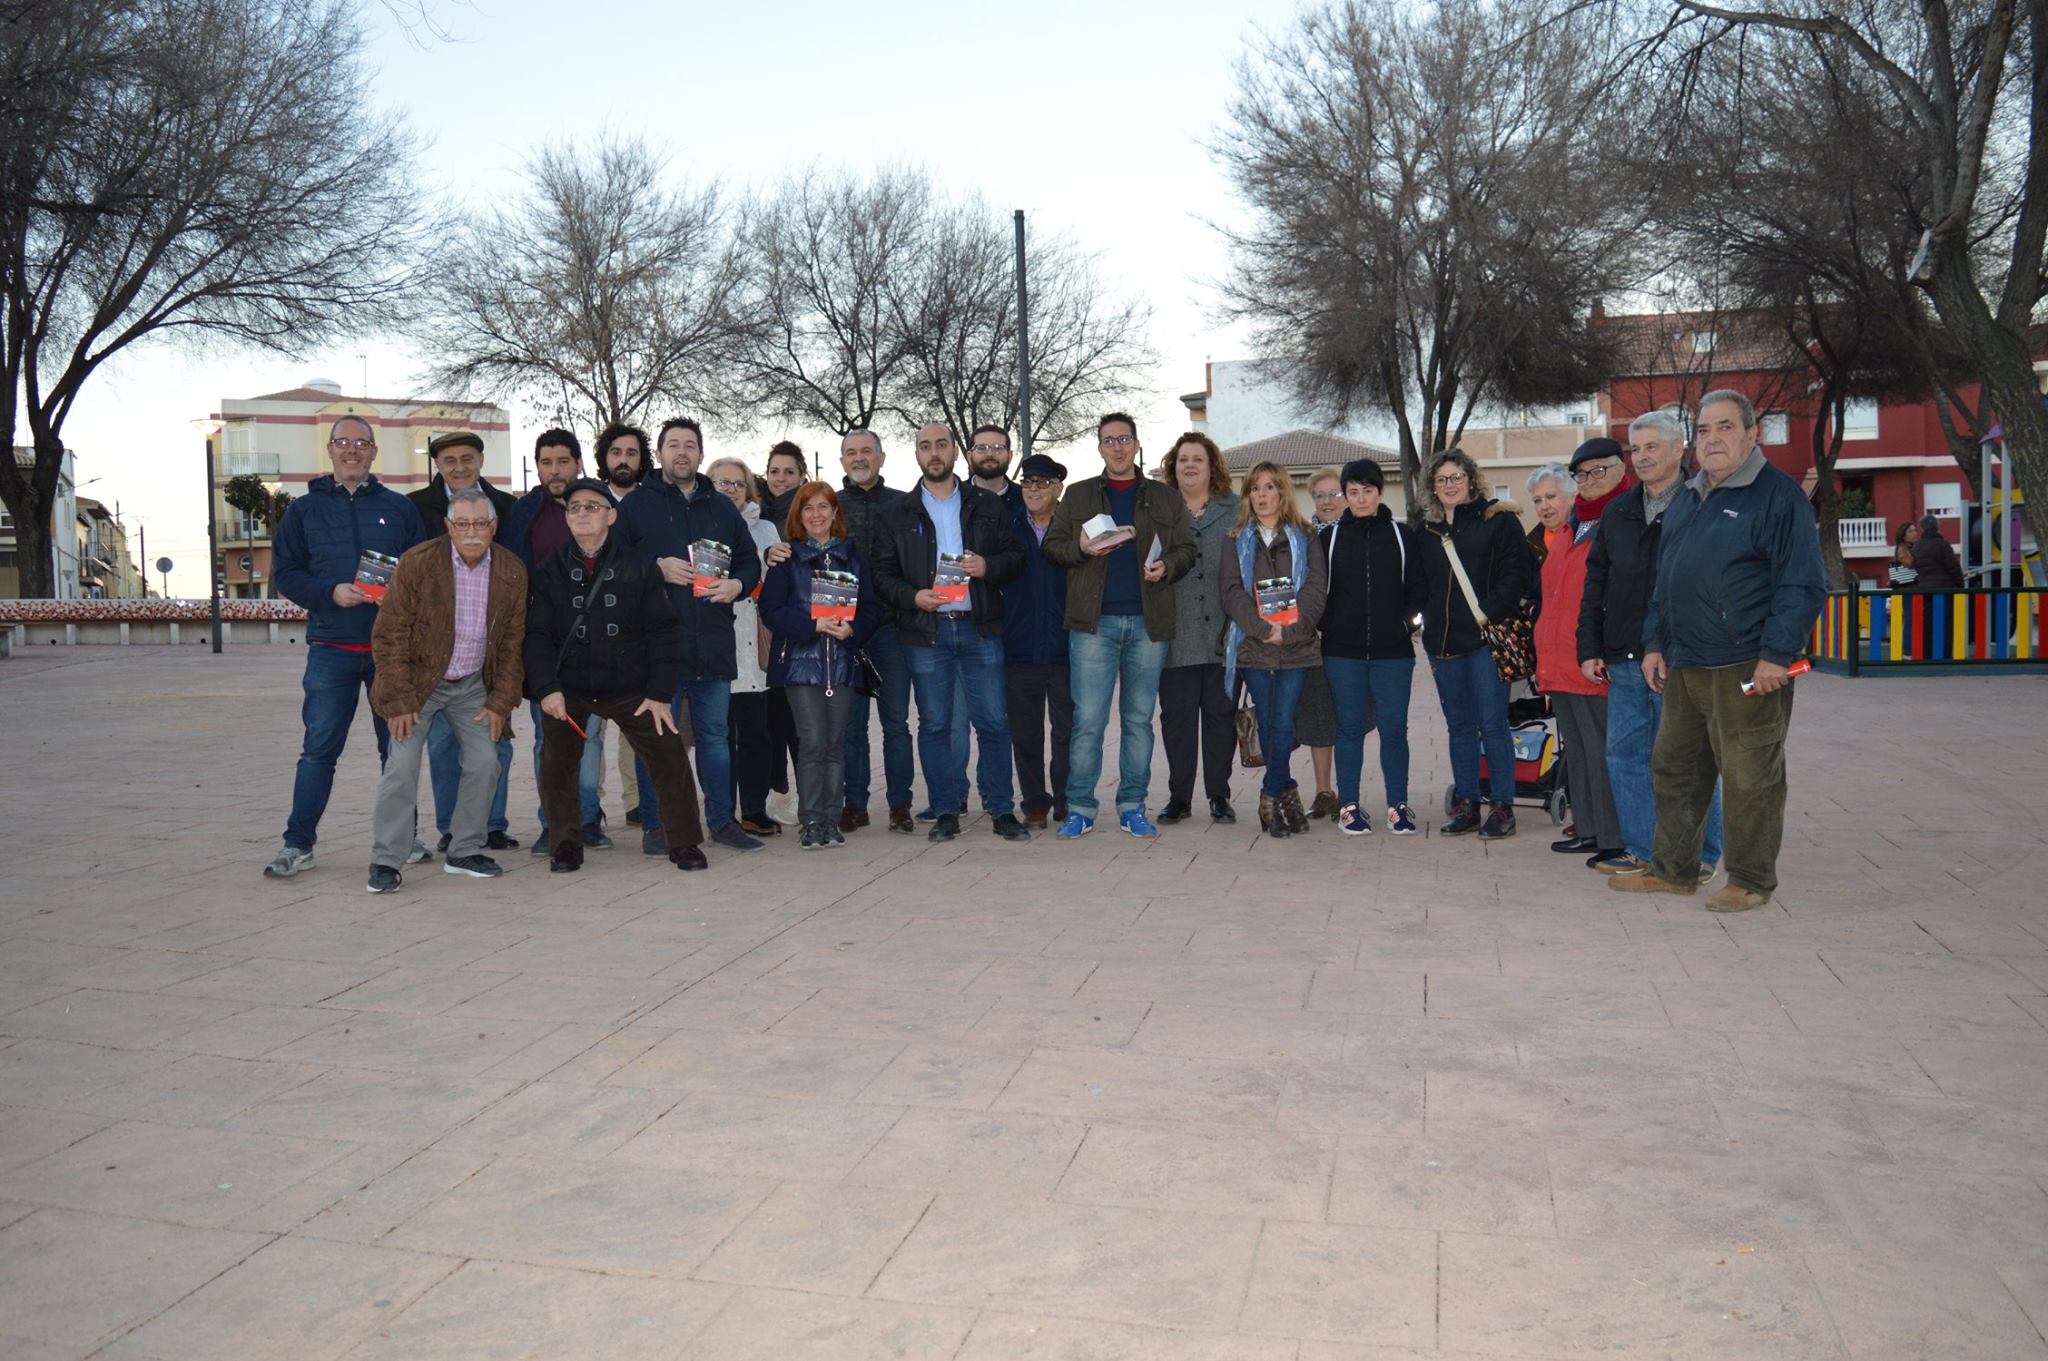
[428,430,486,458]
[1568,437,1626,471]
[1018,453,1068,482]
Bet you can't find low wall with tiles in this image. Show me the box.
[0,599,309,647]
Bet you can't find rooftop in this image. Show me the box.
[240,386,504,410]
[1225,427,1399,470]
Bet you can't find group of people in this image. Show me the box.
[1890,514,1966,589]
[261,390,1824,912]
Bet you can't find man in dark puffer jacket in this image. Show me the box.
[525,479,707,874]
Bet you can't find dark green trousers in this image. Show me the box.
[1650,664,1794,895]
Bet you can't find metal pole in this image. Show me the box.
[137,523,145,599]
[1979,438,1992,584]
[2000,439,2015,588]
[1013,209,1032,459]
[204,434,222,652]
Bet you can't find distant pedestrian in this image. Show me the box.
[1888,521,1921,589]
[1911,513,1965,588]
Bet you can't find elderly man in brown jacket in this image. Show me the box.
[365,487,528,892]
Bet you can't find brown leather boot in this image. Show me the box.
[1280,787,1311,834]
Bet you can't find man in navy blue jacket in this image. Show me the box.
[264,415,425,878]
[1001,454,1071,828]
[616,417,762,854]
[1614,390,1825,913]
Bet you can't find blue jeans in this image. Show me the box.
[283,645,389,851]
[1064,614,1168,817]
[641,679,733,833]
[1607,663,1722,868]
[845,621,915,811]
[1325,655,1414,807]
[905,617,1014,816]
[1240,667,1308,797]
[429,711,510,835]
[529,699,603,831]
[1429,649,1515,806]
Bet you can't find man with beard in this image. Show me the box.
[503,429,609,851]
[967,424,1024,514]
[595,421,651,823]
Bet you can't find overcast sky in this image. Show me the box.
[68,0,1305,594]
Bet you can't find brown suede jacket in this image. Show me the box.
[370,536,528,719]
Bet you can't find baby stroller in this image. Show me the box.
[1443,686,1571,824]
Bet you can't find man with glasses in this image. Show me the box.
[265,415,426,878]
[1044,413,1197,838]
[968,424,1025,513]
[1003,453,1073,828]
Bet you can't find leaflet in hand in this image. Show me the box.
[934,551,970,605]
[1255,577,1300,627]
[689,539,731,597]
[1081,511,1133,551]
[810,569,859,621]
[353,549,400,602]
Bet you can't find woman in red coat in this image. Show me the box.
[1532,442,1632,870]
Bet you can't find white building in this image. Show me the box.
[1,445,81,599]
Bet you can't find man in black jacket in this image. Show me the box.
[870,421,1030,843]
[836,428,917,833]
[1577,410,1722,882]
[526,479,706,873]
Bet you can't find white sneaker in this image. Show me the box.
[263,846,315,878]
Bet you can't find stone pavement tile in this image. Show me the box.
[0,937,129,983]
[1511,1025,1746,1086]
[1804,1251,2048,1360]
[1546,1146,1848,1250]
[52,947,240,993]
[59,1052,327,1125]
[268,1012,556,1078]
[161,956,386,1006]
[1277,1061,1427,1138]
[1237,1220,1438,1347]
[1780,982,2048,1043]
[1705,1089,1892,1162]
[534,1018,671,1084]
[169,1003,351,1060]
[637,978,816,1031]
[338,1259,731,1361]
[678,1287,975,1361]
[2001,1261,2048,1344]
[319,967,505,1015]
[384,1155,773,1276]
[1339,1016,1520,1071]
[0,1118,354,1229]
[1815,946,2036,995]
[0,1103,112,1173]
[230,1069,521,1146]
[887,915,1067,956]
[111,1234,460,1361]
[1055,1119,1337,1220]
[1651,979,1796,1032]
[1724,1032,1942,1099]
[603,1027,904,1100]
[473,1022,614,1081]
[1426,1071,1729,1153]
[1,987,248,1047]
[1813,1162,2048,1262]
[957,1311,1297,1360]
[120,916,275,953]
[960,996,1152,1049]
[0,979,80,1020]
[993,1047,1286,1128]
[8,904,201,946]
[1424,973,1673,1029]
[1855,1091,2048,1175]
[1329,1134,1556,1236]
[290,1149,493,1244]
[763,946,994,993]
[962,955,1101,997]
[1300,969,1430,1020]
[1672,943,1842,986]
[378,928,531,971]
[1349,936,1504,976]
[0,1207,270,1350]
[1905,1036,2048,1108]
[845,1108,1089,1196]
[1077,960,1320,1012]
[855,1041,1026,1110]
[1181,925,1361,967]
[0,1335,87,1360]
[1299,1348,1516,1361]
[1494,941,1693,981]
[1039,925,1195,961]
[0,1037,179,1106]
[1912,910,2048,957]
[1719,912,1939,953]
[213,921,436,967]
[1127,1000,1348,1064]
[1438,1234,1842,1359]
[444,972,676,1027]
[612,1091,901,1181]
[768,985,996,1042]
[431,1079,674,1161]
[693,1181,932,1293]
[869,1194,1262,1330]
[465,932,701,980]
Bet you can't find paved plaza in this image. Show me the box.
[1,645,2046,1359]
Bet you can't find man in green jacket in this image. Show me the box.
[1043,413,1197,838]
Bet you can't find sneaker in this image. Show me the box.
[641,828,669,857]
[405,839,434,865]
[530,836,551,856]
[1440,800,1482,836]
[436,832,452,853]
[1118,808,1159,839]
[1387,803,1419,835]
[581,822,612,850]
[485,830,520,851]
[799,823,823,850]
[263,845,315,878]
[443,854,503,879]
[992,812,1031,841]
[365,864,401,894]
[915,805,940,822]
[739,815,782,837]
[1706,884,1770,913]
[1599,853,1651,876]
[928,813,959,842]
[711,822,764,852]
[1478,803,1517,840]
[1586,849,1635,871]
[1338,803,1373,836]
[1055,812,1095,839]
[1699,865,1719,885]
[825,824,846,847]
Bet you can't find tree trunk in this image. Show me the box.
[7,497,55,598]
[1923,249,2048,536]
[1811,388,1850,590]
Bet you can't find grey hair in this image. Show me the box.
[841,427,883,452]
[449,486,496,521]
[1526,462,1574,498]
[1628,409,1687,444]
[1697,388,1757,429]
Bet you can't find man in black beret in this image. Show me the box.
[1002,453,1072,828]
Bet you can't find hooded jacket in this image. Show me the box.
[760,537,885,689]
[1418,496,1537,659]
[522,535,680,704]
[613,474,762,684]
[271,473,425,647]
[1535,518,1605,697]
[868,478,1026,643]
[1317,504,1424,661]
[1911,528,1965,588]
[409,475,517,540]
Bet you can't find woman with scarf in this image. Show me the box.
[709,456,789,837]
[1220,461,1328,838]
[1532,441,1631,869]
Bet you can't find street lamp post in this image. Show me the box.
[193,417,224,653]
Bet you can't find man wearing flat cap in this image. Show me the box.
[1001,453,1072,828]
[412,429,523,854]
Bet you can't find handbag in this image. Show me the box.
[1234,684,1265,768]
[1441,534,1537,684]
[849,647,883,698]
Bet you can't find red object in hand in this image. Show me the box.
[1741,658,1812,696]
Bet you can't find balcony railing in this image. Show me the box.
[1836,516,1889,550]
[219,451,282,477]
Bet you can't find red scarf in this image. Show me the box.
[1575,478,1630,523]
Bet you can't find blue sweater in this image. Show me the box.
[1099,479,1143,617]
[271,474,424,646]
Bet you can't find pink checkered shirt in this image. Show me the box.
[445,543,492,679]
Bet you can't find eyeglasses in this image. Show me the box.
[447,518,495,532]
[1311,490,1343,502]
[711,478,748,493]
[970,442,1010,455]
[1573,462,1621,483]
[564,502,611,515]
[1020,477,1059,490]
[1100,434,1137,448]
[1432,473,1468,487]
[329,439,375,452]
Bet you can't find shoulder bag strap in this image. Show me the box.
[1439,532,1489,627]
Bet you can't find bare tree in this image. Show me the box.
[0,0,424,598]
[1215,0,1643,514]
[418,135,752,433]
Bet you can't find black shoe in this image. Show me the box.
[712,822,764,852]
[825,825,846,847]
[1209,797,1236,824]
[928,813,959,842]
[1158,799,1192,824]
[549,849,581,874]
[1479,803,1517,840]
[992,812,1031,841]
[530,836,551,856]
[365,864,402,894]
[435,832,452,853]
[1441,799,1482,836]
[1052,801,1068,824]
[1551,834,1597,854]
[799,823,823,850]
[673,845,708,871]
[582,822,612,850]
[443,854,503,879]
[1587,848,1634,870]
[625,806,642,827]
[642,828,669,857]
[485,830,520,851]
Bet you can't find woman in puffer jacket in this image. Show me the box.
[759,482,885,849]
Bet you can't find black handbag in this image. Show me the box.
[850,647,883,698]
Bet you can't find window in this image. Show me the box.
[0,511,11,528]
[1842,397,1879,440]
[1691,330,1716,355]
[1492,485,1511,502]
[231,510,263,541]
[1761,412,1789,446]
[1925,483,1963,519]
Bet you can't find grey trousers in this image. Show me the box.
[786,683,853,830]
[372,673,496,869]
[1552,690,1622,851]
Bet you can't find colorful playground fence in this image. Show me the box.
[1810,582,2047,673]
